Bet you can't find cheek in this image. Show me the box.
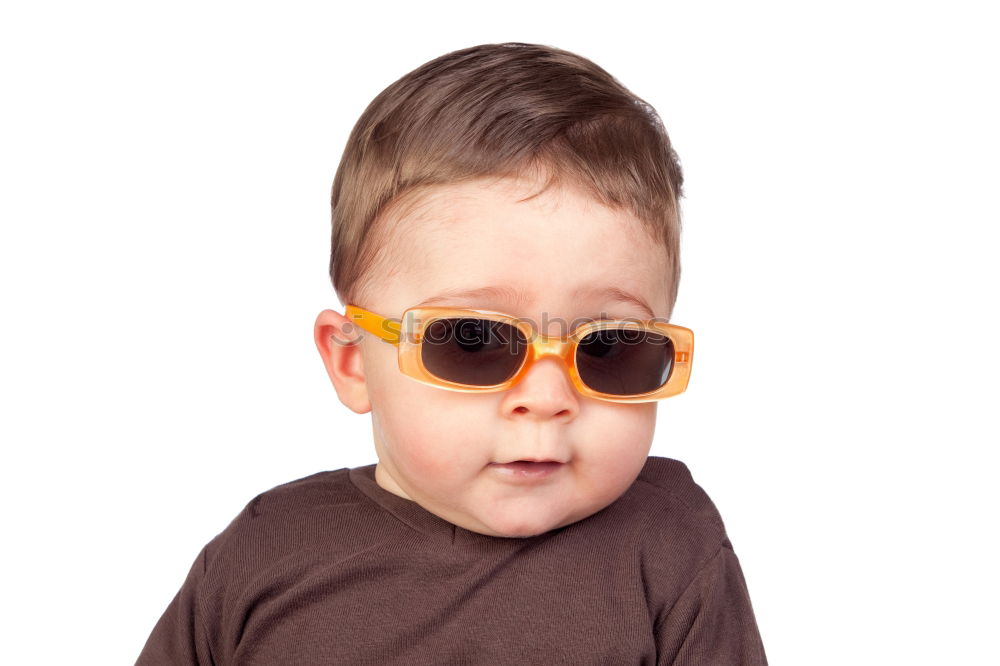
[589,403,655,446]
[373,381,490,479]
[581,403,657,475]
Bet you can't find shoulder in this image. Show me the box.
[190,468,374,613]
[630,456,732,581]
[240,468,360,519]
[634,459,767,661]
[167,469,375,656]
[200,468,371,572]
[633,456,727,537]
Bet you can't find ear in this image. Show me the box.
[314,309,372,414]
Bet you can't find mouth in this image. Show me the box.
[493,458,568,465]
[488,460,566,481]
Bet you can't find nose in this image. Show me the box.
[501,355,579,421]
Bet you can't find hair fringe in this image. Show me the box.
[329,42,684,316]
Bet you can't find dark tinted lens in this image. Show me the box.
[421,318,528,386]
[576,326,674,396]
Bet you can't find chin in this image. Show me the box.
[484,513,561,539]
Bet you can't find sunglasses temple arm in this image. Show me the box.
[345,305,402,345]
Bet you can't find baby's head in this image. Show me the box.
[315,43,687,538]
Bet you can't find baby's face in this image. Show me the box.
[357,175,672,538]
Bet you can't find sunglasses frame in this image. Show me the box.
[344,304,693,403]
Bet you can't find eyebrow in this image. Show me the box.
[415,284,656,319]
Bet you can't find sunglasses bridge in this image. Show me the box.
[513,333,576,369]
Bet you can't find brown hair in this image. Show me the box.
[329,42,685,318]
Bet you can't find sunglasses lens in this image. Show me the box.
[421,318,528,386]
[576,327,674,396]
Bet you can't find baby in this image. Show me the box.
[138,42,767,665]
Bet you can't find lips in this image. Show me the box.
[488,460,565,480]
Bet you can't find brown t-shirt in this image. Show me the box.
[136,456,767,665]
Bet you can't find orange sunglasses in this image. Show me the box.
[345,304,693,403]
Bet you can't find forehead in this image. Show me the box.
[374,177,671,319]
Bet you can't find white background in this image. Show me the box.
[2,1,997,664]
